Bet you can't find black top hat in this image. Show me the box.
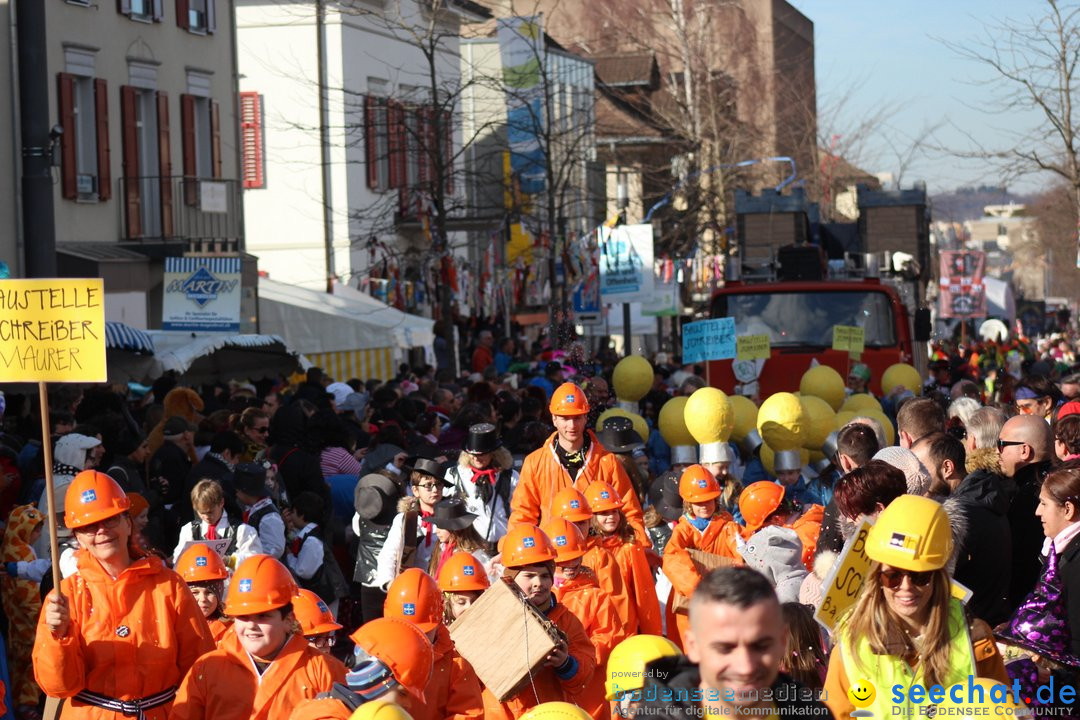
[429,496,478,532]
[406,457,453,487]
[354,473,403,522]
[234,462,269,498]
[648,471,682,523]
[597,416,644,454]
[465,423,501,454]
[163,416,197,435]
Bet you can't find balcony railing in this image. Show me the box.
[119,176,242,248]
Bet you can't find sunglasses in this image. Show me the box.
[252,426,270,434]
[997,439,1026,451]
[879,568,934,589]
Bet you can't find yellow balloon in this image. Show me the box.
[799,365,846,411]
[612,356,654,402]
[684,387,734,444]
[865,409,896,446]
[729,395,759,441]
[841,393,882,415]
[799,395,836,451]
[597,408,649,444]
[658,396,696,447]
[833,410,857,430]
[756,392,807,451]
[881,363,923,397]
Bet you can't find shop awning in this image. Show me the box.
[105,322,155,354]
[146,331,303,385]
[302,347,396,382]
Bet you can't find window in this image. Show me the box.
[240,92,265,189]
[176,0,217,34]
[121,63,172,238]
[365,79,390,191]
[118,0,163,22]
[58,48,109,202]
[182,72,220,188]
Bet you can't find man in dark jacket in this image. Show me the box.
[999,414,1055,611]
[634,567,830,719]
[181,430,244,523]
[928,434,1013,625]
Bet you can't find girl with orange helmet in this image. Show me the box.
[292,588,345,675]
[437,551,490,623]
[383,569,484,720]
[738,481,824,571]
[427,497,493,581]
[661,464,742,648]
[175,542,232,644]
[585,481,663,636]
[541,519,625,720]
[34,470,216,720]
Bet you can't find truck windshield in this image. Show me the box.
[712,290,898,348]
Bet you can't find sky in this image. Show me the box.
[788,0,1061,195]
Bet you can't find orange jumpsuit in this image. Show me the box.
[737,505,824,571]
[555,570,626,720]
[582,543,632,631]
[496,599,596,719]
[286,696,352,720]
[661,516,742,648]
[593,535,662,635]
[400,624,483,720]
[33,550,215,720]
[511,432,648,546]
[208,618,231,645]
[171,631,345,720]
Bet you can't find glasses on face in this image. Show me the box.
[414,482,440,491]
[879,568,934,589]
[997,439,1027,452]
[309,633,336,648]
[1015,399,1045,415]
[74,513,125,535]
[252,426,270,434]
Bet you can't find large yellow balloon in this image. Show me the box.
[799,395,836,451]
[760,443,810,476]
[684,387,734,444]
[882,363,923,397]
[833,410,857,430]
[841,393,882,415]
[729,395,759,441]
[799,365,846,411]
[658,396,696,447]
[612,356,654,402]
[597,408,649,444]
[865,409,897,446]
[756,392,807,451]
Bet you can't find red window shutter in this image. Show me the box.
[442,110,453,195]
[416,107,429,186]
[94,78,111,201]
[120,85,140,237]
[181,93,196,178]
[157,91,173,237]
[176,0,189,29]
[364,95,378,189]
[388,101,406,189]
[211,100,221,178]
[240,92,264,189]
[57,73,77,200]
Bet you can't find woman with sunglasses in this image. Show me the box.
[233,407,271,462]
[823,494,1008,720]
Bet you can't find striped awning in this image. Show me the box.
[305,347,395,382]
[105,322,154,354]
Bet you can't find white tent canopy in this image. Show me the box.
[146,331,303,384]
[257,277,434,354]
[984,276,1016,321]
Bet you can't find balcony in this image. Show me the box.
[119,176,242,253]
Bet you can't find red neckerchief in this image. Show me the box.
[421,510,434,547]
[206,523,218,540]
[437,540,456,574]
[471,468,498,485]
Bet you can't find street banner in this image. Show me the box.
[599,224,654,303]
[938,250,987,318]
[162,257,241,332]
[497,17,546,194]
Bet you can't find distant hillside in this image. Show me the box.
[931,186,1036,223]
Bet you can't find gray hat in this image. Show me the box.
[741,429,764,455]
[670,445,698,466]
[338,392,368,416]
[773,449,802,473]
[699,441,736,465]
[354,473,402,521]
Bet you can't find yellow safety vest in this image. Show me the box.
[839,599,977,718]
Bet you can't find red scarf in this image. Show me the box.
[206,523,218,540]
[436,539,456,576]
[421,510,434,547]
[471,468,498,485]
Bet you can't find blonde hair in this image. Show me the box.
[191,479,225,512]
[843,563,954,688]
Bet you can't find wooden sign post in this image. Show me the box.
[0,278,107,591]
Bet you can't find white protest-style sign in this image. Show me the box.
[599,224,655,303]
[177,538,232,559]
[162,257,242,332]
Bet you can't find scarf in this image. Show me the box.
[437,539,456,575]
[53,461,81,478]
[686,514,711,532]
[421,510,433,547]
[471,468,498,504]
[207,451,236,472]
[554,434,590,476]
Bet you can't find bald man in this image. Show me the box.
[999,414,1055,611]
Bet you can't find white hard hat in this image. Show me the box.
[699,441,736,465]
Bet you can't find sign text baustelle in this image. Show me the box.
[682,318,737,364]
[0,278,106,382]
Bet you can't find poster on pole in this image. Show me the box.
[682,318,736,363]
[162,257,242,332]
[938,250,987,318]
[598,225,655,303]
[0,278,106,382]
[497,17,547,194]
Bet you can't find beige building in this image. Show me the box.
[0,0,246,328]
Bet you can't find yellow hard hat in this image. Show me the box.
[934,679,1027,717]
[518,702,593,720]
[865,495,953,572]
[348,699,414,720]
[605,634,681,700]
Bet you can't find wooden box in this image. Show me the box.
[669,549,737,614]
[448,578,562,701]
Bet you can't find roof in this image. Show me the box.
[57,242,150,262]
[592,53,659,89]
[447,0,492,21]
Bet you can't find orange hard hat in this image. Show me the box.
[350,617,434,701]
[65,470,131,529]
[552,487,593,522]
[501,524,557,568]
[549,382,590,417]
[437,552,490,593]
[540,518,588,563]
[384,568,443,632]
[175,542,228,583]
[739,481,786,532]
[293,588,343,636]
[584,481,623,513]
[224,554,298,616]
[678,464,721,503]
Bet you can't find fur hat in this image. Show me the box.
[738,526,808,604]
